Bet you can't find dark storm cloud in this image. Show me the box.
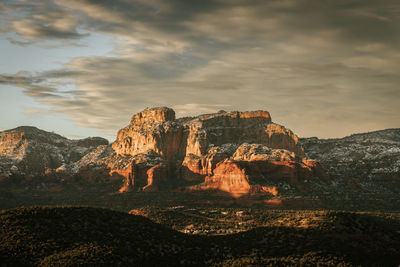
[1,0,400,137]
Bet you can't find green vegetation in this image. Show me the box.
[1,206,399,266]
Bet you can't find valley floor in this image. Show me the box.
[1,184,399,212]
[1,183,400,265]
[1,206,400,266]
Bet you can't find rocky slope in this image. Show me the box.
[0,126,108,185]
[301,129,400,193]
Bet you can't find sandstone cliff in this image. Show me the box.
[188,143,325,197]
[112,107,184,162]
[0,108,324,198]
[109,107,313,195]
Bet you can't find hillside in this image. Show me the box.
[0,126,108,186]
[1,206,400,266]
[301,128,400,193]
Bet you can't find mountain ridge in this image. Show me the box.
[0,107,399,208]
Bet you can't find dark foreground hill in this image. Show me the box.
[1,207,400,266]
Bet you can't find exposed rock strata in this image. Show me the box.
[0,108,325,197]
[112,107,184,162]
[188,144,324,196]
[109,107,314,195]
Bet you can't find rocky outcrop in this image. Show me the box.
[178,110,304,158]
[301,128,400,193]
[109,107,311,194]
[0,126,108,177]
[112,107,184,162]
[188,143,324,197]
[142,164,168,192]
[112,108,304,160]
[112,151,166,193]
[181,144,238,182]
[0,107,325,197]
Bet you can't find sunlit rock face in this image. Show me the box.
[112,107,185,162]
[179,110,304,158]
[113,108,303,160]
[0,107,325,196]
[110,107,316,194]
[181,144,238,182]
[187,143,324,197]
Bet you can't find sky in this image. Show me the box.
[0,0,399,140]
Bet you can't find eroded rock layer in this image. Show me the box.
[0,107,324,197]
[188,143,325,197]
[108,107,315,195]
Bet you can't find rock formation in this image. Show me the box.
[0,126,108,177]
[301,128,400,192]
[188,143,325,196]
[112,107,184,162]
[0,107,326,197]
[108,107,316,195]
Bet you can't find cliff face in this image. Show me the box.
[109,107,314,195]
[112,107,185,162]
[0,107,324,197]
[188,143,324,197]
[179,110,304,158]
[112,108,303,159]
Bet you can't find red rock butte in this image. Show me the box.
[0,107,327,198]
[108,107,324,195]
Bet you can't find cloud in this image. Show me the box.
[1,0,400,138]
[8,38,34,46]
[0,71,76,99]
[1,0,88,43]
